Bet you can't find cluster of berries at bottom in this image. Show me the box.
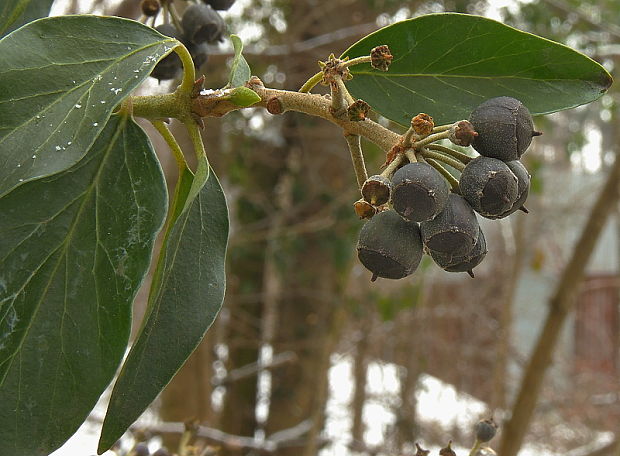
[357,97,540,280]
[142,0,235,81]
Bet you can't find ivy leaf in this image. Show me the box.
[0,114,167,456]
[0,0,54,37]
[228,34,251,87]
[342,13,613,125]
[99,156,229,452]
[0,15,178,197]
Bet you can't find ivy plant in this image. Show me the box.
[0,2,612,455]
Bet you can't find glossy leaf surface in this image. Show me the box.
[99,158,229,452]
[0,114,167,456]
[0,15,177,196]
[342,13,613,125]
[0,0,54,36]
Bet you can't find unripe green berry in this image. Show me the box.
[391,162,450,222]
[357,210,423,281]
[459,156,519,218]
[469,96,540,161]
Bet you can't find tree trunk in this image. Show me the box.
[499,141,620,456]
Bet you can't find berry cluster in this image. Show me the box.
[143,0,234,81]
[357,97,540,280]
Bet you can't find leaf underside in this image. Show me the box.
[0,114,167,456]
[0,15,178,197]
[342,13,613,125]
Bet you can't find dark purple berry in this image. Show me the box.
[357,210,423,281]
[391,162,450,222]
[420,193,479,256]
[488,160,530,219]
[131,443,150,456]
[151,24,183,81]
[429,228,487,277]
[459,156,519,218]
[203,0,236,10]
[474,418,498,442]
[182,3,225,45]
[469,96,540,161]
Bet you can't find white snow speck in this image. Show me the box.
[93,123,98,127]
[75,104,82,109]
[55,146,61,151]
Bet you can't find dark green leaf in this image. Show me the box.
[0,15,178,196]
[228,34,251,87]
[99,160,229,453]
[0,0,54,37]
[342,13,613,125]
[0,114,167,456]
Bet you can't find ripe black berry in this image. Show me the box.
[188,41,209,70]
[203,0,236,10]
[357,210,423,281]
[132,443,150,456]
[362,175,392,206]
[420,193,479,256]
[151,24,183,81]
[459,156,519,218]
[469,96,540,161]
[474,418,498,442]
[488,160,531,219]
[391,162,450,222]
[182,3,225,45]
[429,228,487,277]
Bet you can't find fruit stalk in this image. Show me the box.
[345,133,368,189]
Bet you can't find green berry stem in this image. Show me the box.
[412,130,451,149]
[468,439,483,456]
[402,127,418,147]
[380,153,405,178]
[425,157,460,193]
[427,143,474,164]
[151,119,188,171]
[432,124,453,133]
[299,71,323,93]
[165,1,184,36]
[404,148,418,163]
[345,133,368,189]
[341,55,372,68]
[330,76,353,118]
[419,149,466,171]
